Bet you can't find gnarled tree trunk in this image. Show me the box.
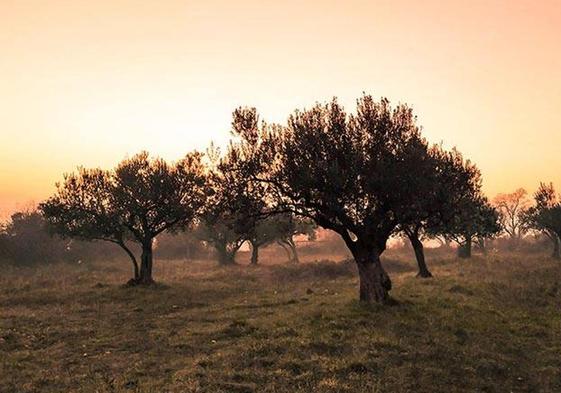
[407,231,432,278]
[352,247,392,303]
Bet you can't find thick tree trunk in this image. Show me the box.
[407,233,432,278]
[138,239,155,285]
[458,237,472,259]
[552,235,561,260]
[353,248,392,303]
[250,242,259,265]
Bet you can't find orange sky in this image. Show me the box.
[1,0,560,219]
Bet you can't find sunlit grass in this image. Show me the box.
[1,252,560,392]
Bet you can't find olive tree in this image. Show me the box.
[525,182,561,260]
[435,196,500,258]
[1,209,71,265]
[197,146,266,266]
[228,95,440,303]
[40,152,207,284]
[196,218,246,265]
[39,168,141,277]
[245,214,316,265]
[402,146,495,275]
[246,216,284,265]
[274,214,317,264]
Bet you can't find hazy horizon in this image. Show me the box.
[2,0,560,218]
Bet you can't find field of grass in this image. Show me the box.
[1,250,561,392]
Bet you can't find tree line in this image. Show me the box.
[2,94,559,304]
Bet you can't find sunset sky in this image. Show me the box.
[1,0,560,218]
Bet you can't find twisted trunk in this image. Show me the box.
[406,231,432,278]
[352,246,392,303]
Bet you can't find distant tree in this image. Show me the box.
[195,219,246,265]
[398,145,497,275]
[228,95,444,303]
[204,136,315,267]
[434,235,452,248]
[440,196,500,258]
[153,230,208,261]
[275,214,317,263]
[246,216,283,265]
[493,188,530,246]
[423,148,500,259]
[41,152,207,284]
[0,227,8,264]
[248,214,317,265]
[0,209,69,265]
[198,144,265,265]
[525,182,561,260]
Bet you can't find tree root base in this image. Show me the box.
[124,278,157,287]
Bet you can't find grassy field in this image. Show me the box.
[1,250,561,392]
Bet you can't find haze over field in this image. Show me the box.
[4,2,561,392]
[1,0,561,217]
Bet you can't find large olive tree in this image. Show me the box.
[228,95,441,303]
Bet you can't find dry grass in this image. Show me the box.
[1,251,560,392]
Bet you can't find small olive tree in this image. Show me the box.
[197,145,266,266]
[525,182,561,260]
[40,152,207,284]
[39,168,141,276]
[274,214,317,264]
[403,146,499,275]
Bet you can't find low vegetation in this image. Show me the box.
[2,250,560,392]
